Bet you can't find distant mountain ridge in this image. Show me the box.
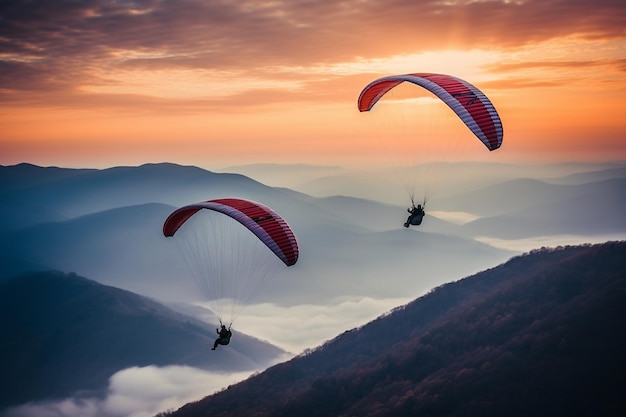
[166,241,626,417]
[455,178,626,238]
[0,162,275,231]
[0,271,285,410]
[0,163,516,304]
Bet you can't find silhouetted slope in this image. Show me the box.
[0,271,285,409]
[167,241,626,417]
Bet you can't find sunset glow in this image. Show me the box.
[1,0,625,168]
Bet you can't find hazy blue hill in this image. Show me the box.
[166,241,626,417]
[315,195,464,234]
[546,164,626,185]
[275,161,626,202]
[0,202,184,295]
[0,163,96,194]
[0,163,97,229]
[0,199,515,304]
[436,177,626,216]
[434,178,568,216]
[289,171,406,202]
[0,162,291,232]
[458,178,626,238]
[218,163,345,189]
[0,271,285,410]
[296,228,516,301]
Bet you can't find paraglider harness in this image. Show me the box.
[213,320,232,350]
[404,197,426,227]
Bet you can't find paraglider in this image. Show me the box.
[357,73,503,226]
[212,324,232,350]
[163,198,299,348]
[358,73,503,151]
[404,203,425,228]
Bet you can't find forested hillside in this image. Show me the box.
[166,241,626,417]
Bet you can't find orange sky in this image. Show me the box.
[1,1,625,169]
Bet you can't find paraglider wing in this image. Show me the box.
[357,73,503,151]
[163,198,298,266]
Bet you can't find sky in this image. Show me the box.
[1,0,625,170]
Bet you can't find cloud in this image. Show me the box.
[221,296,415,354]
[2,366,254,417]
[3,1,621,63]
[2,0,624,107]
[428,210,479,225]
